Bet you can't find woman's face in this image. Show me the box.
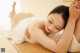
[45,13,64,33]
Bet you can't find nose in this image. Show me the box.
[49,25,54,31]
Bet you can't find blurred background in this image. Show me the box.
[0,0,72,35]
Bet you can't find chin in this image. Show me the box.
[45,27,49,33]
[46,29,50,33]
[53,30,60,33]
[53,32,57,33]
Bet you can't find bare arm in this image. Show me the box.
[28,2,80,53]
[74,1,80,42]
[28,19,75,53]
[74,17,80,42]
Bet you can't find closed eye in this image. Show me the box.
[55,27,61,30]
[49,20,53,24]
[55,25,63,30]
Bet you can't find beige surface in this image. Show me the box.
[0,36,52,53]
[0,36,18,53]
[20,0,71,18]
[9,40,53,53]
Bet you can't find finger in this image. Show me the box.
[76,1,80,5]
[76,9,80,14]
[77,0,80,3]
[76,3,80,9]
[70,1,76,7]
[77,2,80,5]
[70,1,75,6]
[76,6,80,9]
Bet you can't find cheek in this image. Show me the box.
[51,28,58,33]
[45,21,47,27]
[52,27,62,33]
[45,21,50,27]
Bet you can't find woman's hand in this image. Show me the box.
[75,1,80,9]
[69,1,80,21]
[77,1,80,20]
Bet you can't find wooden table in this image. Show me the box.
[0,36,52,53]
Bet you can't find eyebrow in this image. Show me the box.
[50,17,54,22]
[50,17,63,29]
[56,25,63,29]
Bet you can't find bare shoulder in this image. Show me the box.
[27,17,46,36]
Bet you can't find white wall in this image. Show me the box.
[0,0,12,30]
[20,0,72,18]
[0,0,72,34]
[0,0,21,34]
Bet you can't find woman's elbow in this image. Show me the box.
[55,51,67,53]
[53,46,67,53]
[51,50,67,53]
[47,46,66,53]
[55,49,67,53]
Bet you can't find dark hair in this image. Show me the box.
[48,5,69,29]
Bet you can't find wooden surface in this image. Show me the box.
[0,36,52,53]
[9,40,53,53]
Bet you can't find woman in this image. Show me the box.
[48,1,80,53]
[8,1,80,53]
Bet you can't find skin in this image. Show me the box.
[28,2,80,53]
[45,13,64,33]
[10,1,80,53]
[74,1,80,43]
[27,13,64,43]
[75,17,80,43]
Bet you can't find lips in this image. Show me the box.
[46,27,51,32]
